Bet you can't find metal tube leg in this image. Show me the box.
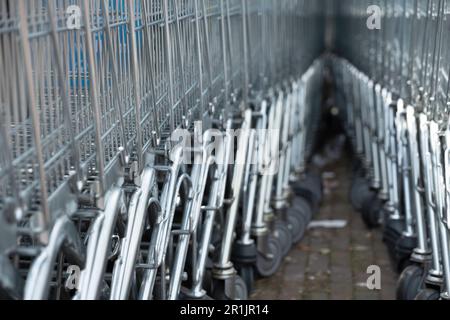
[214,110,252,274]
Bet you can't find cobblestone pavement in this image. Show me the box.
[251,157,398,300]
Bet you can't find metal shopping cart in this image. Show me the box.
[0,0,327,300]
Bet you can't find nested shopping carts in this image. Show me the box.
[0,0,326,300]
[331,0,450,300]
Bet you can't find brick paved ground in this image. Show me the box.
[250,156,398,300]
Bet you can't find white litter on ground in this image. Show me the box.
[308,219,347,229]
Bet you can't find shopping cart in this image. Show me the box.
[331,0,450,300]
[0,0,327,300]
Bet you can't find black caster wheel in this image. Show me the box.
[292,171,322,213]
[231,275,248,300]
[396,264,424,300]
[349,176,373,212]
[256,235,282,277]
[291,196,313,223]
[286,206,307,244]
[231,241,256,297]
[360,193,382,229]
[273,220,292,256]
[383,214,404,268]
[395,235,417,273]
[415,288,441,300]
[238,266,254,295]
[309,171,323,203]
[211,275,248,300]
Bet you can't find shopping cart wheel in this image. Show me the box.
[396,264,424,300]
[287,206,307,244]
[212,275,248,300]
[238,266,254,295]
[232,242,256,296]
[291,196,313,222]
[349,175,373,212]
[360,193,382,229]
[383,215,404,269]
[231,275,248,300]
[256,235,282,277]
[395,235,417,273]
[415,288,440,300]
[291,171,322,213]
[273,220,292,256]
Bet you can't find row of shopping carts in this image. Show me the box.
[331,0,450,300]
[0,0,326,300]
